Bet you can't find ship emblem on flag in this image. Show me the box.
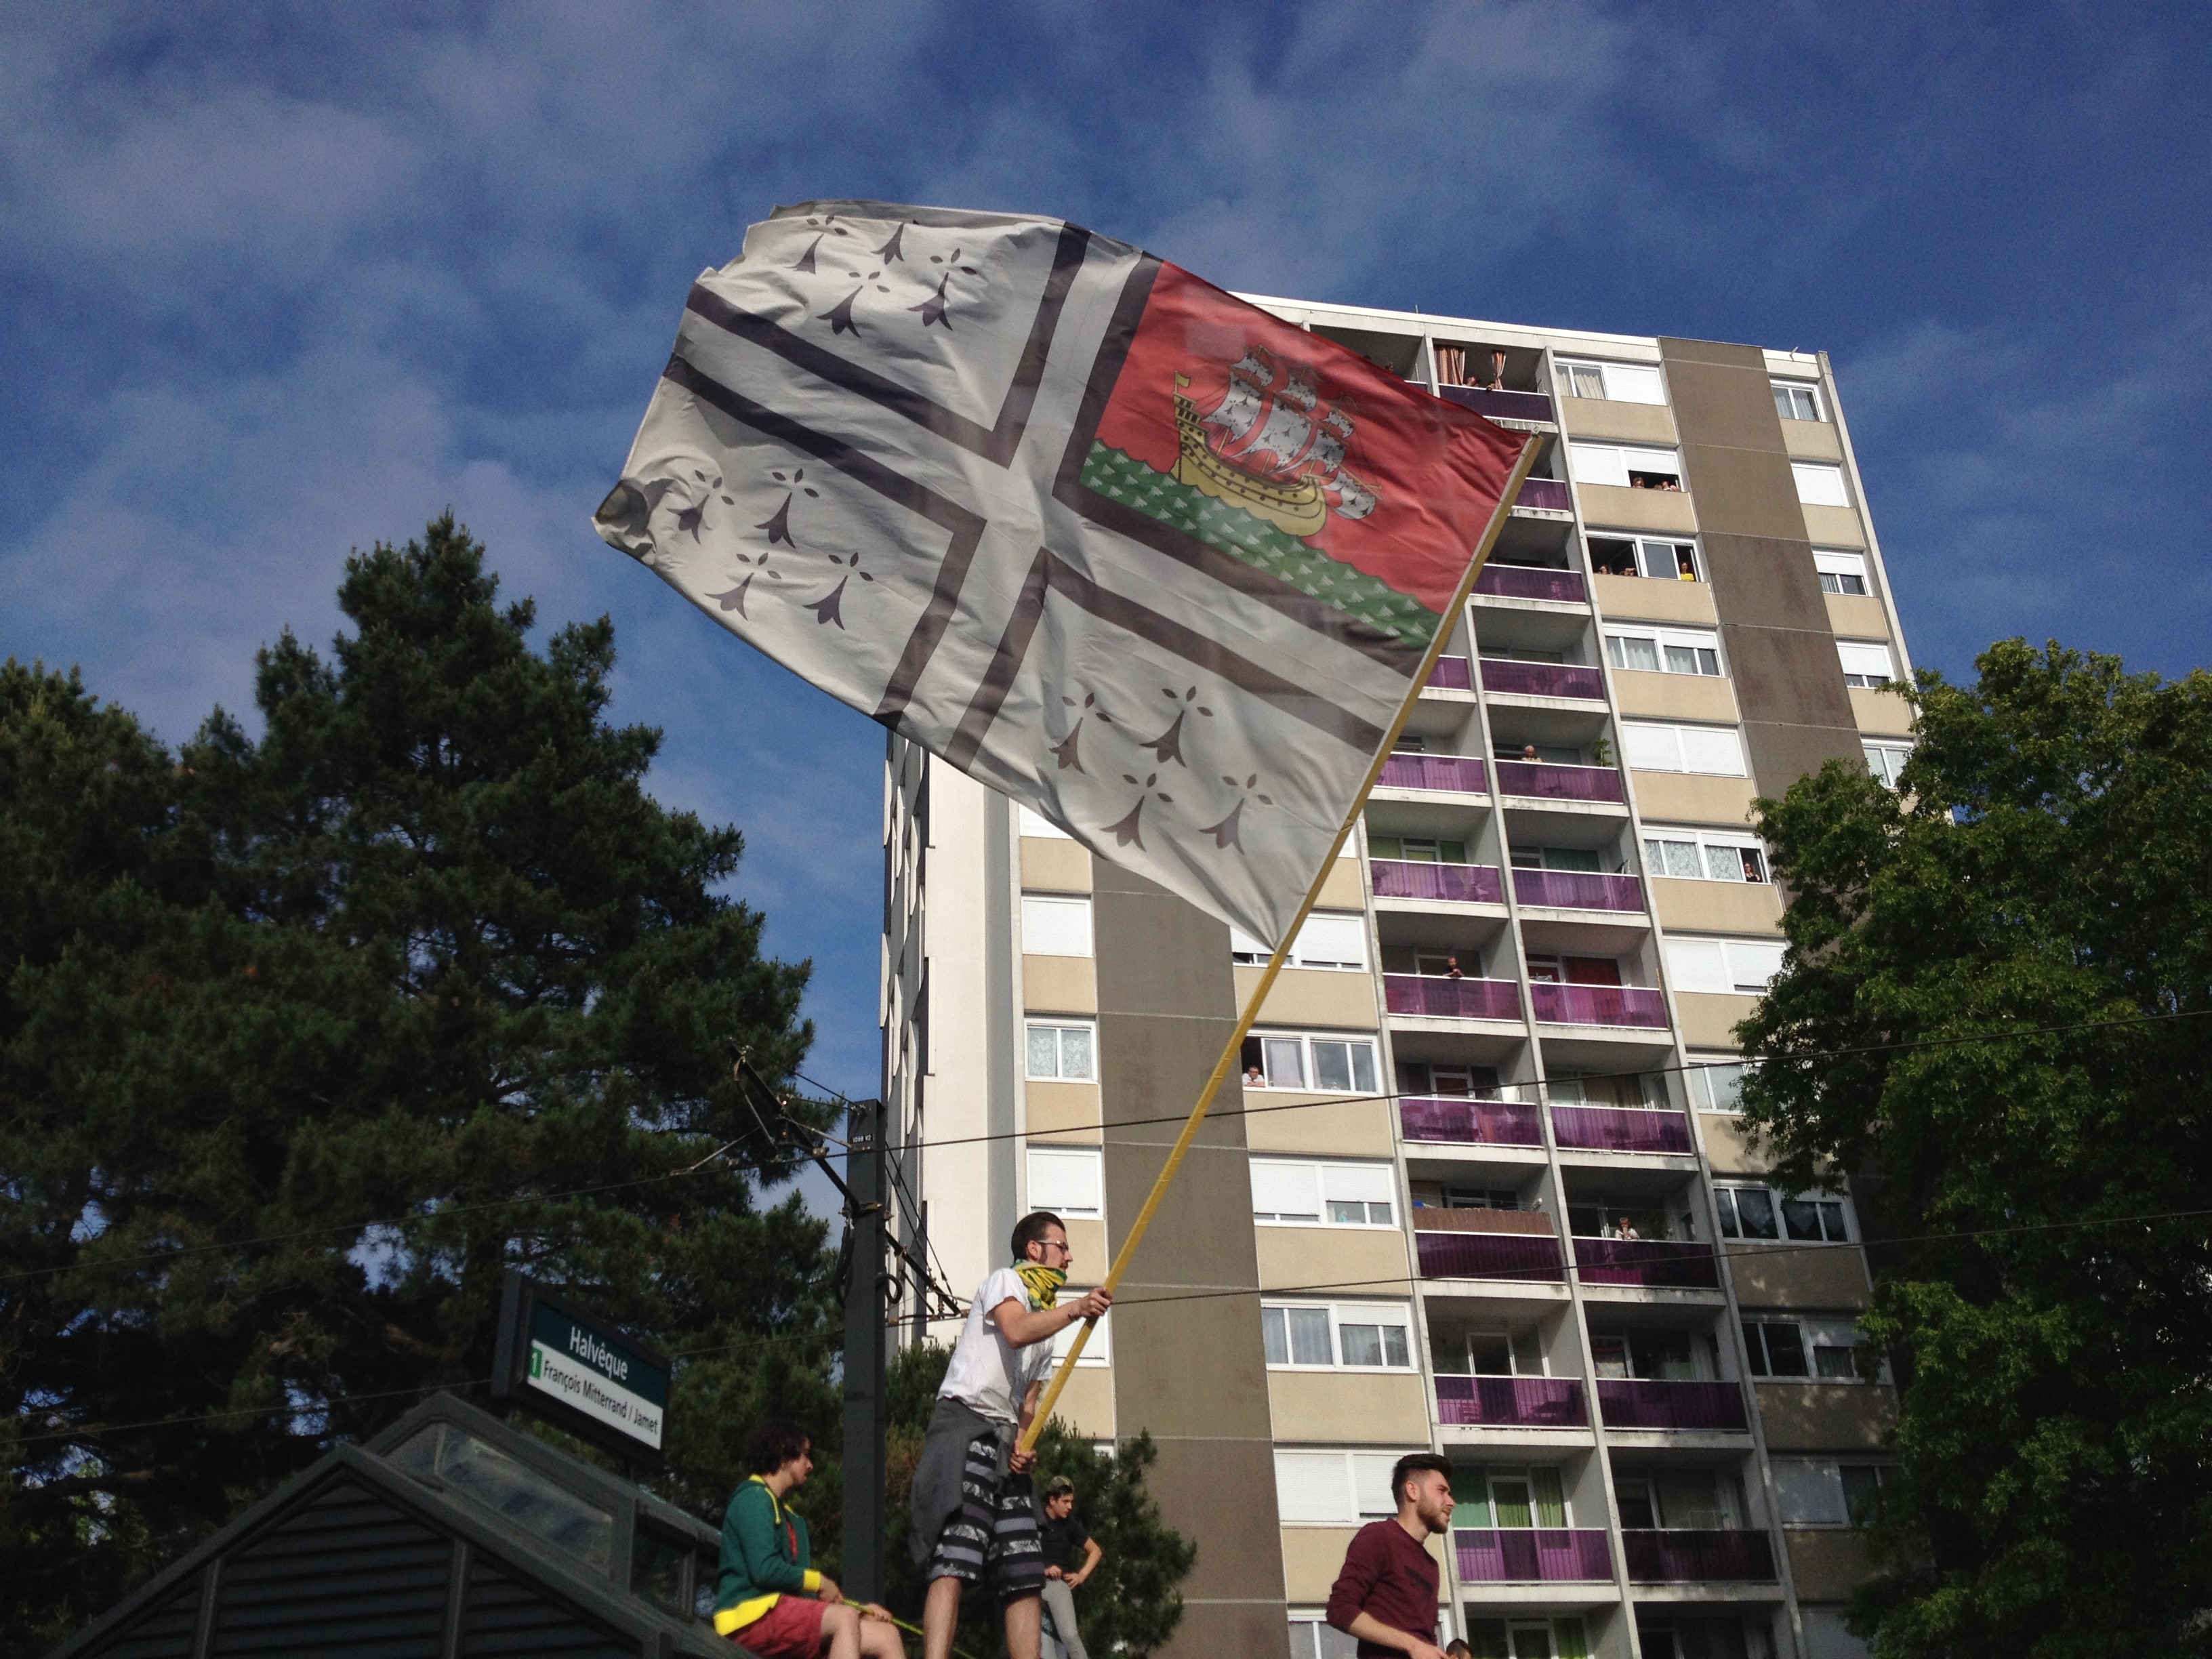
[595,201,1536,948]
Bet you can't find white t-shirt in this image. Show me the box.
[939,1267,1058,1425]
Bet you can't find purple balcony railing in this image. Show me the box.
[1516,477,1572,512]
[1494,760,1626,803]
[1480,659,1607,701]
[1456,1529,1613,1583]
[1595,1379,1748,1432]
[1622,1530,1776,1582]
[1385,975,1523,1021]
[1439,385,1557,426]
[1434,1375,1587,1428]
[1370,859,1504,905]
[1379,754,1490,794]
[1416,1231,1565,1284]
[1426,655,1473,691]
[1399,1095,1542,1147]
[1511,869,1645,912]
[1528,983,1669,1028]
[1549,1105,1694,1154]
[1572,1237,1721,1288]
[1476,564,1588,604]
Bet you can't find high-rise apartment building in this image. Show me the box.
[880,298,1912,1659]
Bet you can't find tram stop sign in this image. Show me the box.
[490,1270,672,1468]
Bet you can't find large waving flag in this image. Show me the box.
[596,201,1534,948]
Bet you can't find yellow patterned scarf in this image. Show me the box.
[1014,1261,1066,1309]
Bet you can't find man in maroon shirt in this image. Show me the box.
[1326,1453,1455,1659]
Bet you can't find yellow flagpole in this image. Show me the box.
[1018,433,1544,1452]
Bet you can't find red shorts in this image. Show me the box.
[728,1595,826,1659]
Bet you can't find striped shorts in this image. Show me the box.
[926,1431,1046,1601]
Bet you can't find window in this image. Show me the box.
[1262,1302,1415,1370]
[1606,626,1724,678]
[1716,1185,1850,1244]
[1021,894,1092,956]
[1744,1317,1872,1380]
[1048,1303,1111,1365]
[1367,834,1467,863]
[1570,441,1684,491]
[1772,381,1822,422]
[1643,829,1768,884]
[1245,1031,1381,1094]
[1025,1021,1096,1082]
[1791,462,1849,507]
[1863,741,1912,787]
[1837,641,1896,689]
[1588,535,1700,582]
[1231,912,1368,971]
[1683,1058,1752,1113]
[1741,1319,1809,1377]
[1814,550,1869,596]
[1017,804,1073,839]
[1273,1449,1416,1524]
[1557,359,1668,405]
[1250,1158,1396,1227]
[1026,1146,1103,1216]
[1288,1615,1361,1659]
[1455,1465,1571,1528]
[1665,937,1787,996]
[1620,721,1748,777]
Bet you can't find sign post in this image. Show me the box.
[490,1271,672,1471]
[841,1099,888,1602]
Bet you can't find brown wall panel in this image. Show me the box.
[1723,626,1860,731]
[1698,534,1833,634]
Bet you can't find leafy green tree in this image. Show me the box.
[1737,640,2212,1659]
[881,1343,1194,1656]
[1,516,840,1656]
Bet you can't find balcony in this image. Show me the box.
[1385,975,1523,1021]
[1621,1530,1776,1582]
[1372,859,1504,905]
[1572,1237,1720,1289]
[1494,760,1625,804]
[1435,1375,1588,1429]
[1399,1094,1541,1147]
[1528,984,1669,1028]
[1549,1105,1693,1153]
[1415,1216,1565,1285]
[1480,659,1607,701]
[1427,655,1474,691]
[1511,869,1645,912]
[1594,1379,1748,1432]
[1516,478,1573,512]
[1439,385,1557,426]
[1477,564,1588,605]
[1379,754,1489,794]
[1456,1528,1613,1583]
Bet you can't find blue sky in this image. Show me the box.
[4,1,2208,1134]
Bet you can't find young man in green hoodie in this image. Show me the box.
[714,1419,901,1659]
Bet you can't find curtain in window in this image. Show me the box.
[1532,1467,1567,1527]
[1553,1620,1592,1659]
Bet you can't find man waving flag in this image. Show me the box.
[595,200,1535,951]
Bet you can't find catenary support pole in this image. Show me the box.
[842,1098,888,1600]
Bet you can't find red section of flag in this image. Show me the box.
[1094,263,1526,616]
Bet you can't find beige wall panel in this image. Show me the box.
[1047,1366,1116,1440]
[1798,504,1866,548]
[1561,398,1680,445]
[1577,484,1700,536]
[1755,1383,1898,1452]
[1626,771,1760,830]
[1317,857,1367,910]
[1256,1226,1410,1296]
[1024,954,1098,1015]
[1267,1372,1432,1445]
[1651,879,1785,936]
[1026,1081,1103,1141]
[1238,965,1380,1031]
[1020,838,1093,893]
[1675,991,1759,1050]
[1784,1531,1871,1602]
[1822,593,1890,638]
[1059,1217,1109,1275]
[1779,421,1844,462]
[1727,1244,1871,1311]
[1610,671,1741,724]
[1246,1092,1398,1158]
[1282,1528,1448,1603]
[1849,688,1915,737]
[1591,574,1721,627]
[1699,1113,1769,1175]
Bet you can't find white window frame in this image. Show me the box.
[1556,358,1668,406]
[1683,1055,1753,1113]
[1250,1157,1398,1229]
[1771,1458,1896,1527]
[1025,1019,1097,1082]
[1586,535,1702,583]
[1665,935,1787,996]
[1864,741,1912,787]
[1232,912,1368,972]
[1814,549,1870,596]
[1569,441,1684,490]
[1262,1300,1417,1372]
[1771,380,1824,422]
[1025,1145,1103,1218]
[1248,1029,1382,1095]
[1715,1183,1853,1245]
[1837,640,1897,689]
[1605,625,1725,678]
[1288,1612,1362,1659]
[1020,893,1094,957]
[1742,1316,1881,1382]
[1620,720,1748,777]
[1048,1301,1112,1366]
[1643,827,1769,884]
[1791,462,1850,507]
[1017,804,1073,840]
[1273,1448,1420,1525]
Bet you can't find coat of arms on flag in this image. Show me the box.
[594,201,1535,948]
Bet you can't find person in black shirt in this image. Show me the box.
[1037,1477,1102,1659]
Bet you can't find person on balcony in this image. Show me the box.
[1245,1064,1267,1088]
[1520,744,1542,764]
[1326,1452,1455,1659]
[1443,956,1465,980]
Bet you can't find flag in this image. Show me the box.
[595,201,1534,948]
